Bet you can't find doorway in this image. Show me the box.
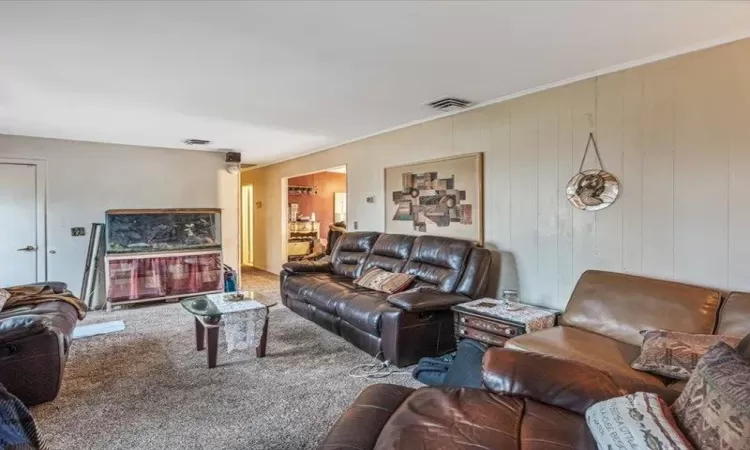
[241,184,254,269]
[283,166,347,262]
[0,161,46,286]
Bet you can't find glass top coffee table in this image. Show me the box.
[181,291,277,368]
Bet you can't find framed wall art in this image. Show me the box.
[384,153,483,244]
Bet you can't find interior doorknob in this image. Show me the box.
[17,245,37,252]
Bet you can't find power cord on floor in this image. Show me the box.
[348,352,413,379]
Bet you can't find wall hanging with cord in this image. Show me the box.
[566,132,620,211]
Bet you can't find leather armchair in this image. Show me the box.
[0,282,80,405]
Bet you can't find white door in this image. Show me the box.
[0,164,38,286]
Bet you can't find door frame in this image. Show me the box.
[241,184,254,267]
[280,165,347,265]
[0,158,47,282]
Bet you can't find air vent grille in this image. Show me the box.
[426,97,473,112]
[183,139,211,146]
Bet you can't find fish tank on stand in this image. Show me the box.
[104,208,224,311]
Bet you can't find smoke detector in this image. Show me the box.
[426,97,473,112]
[182,138,211,146]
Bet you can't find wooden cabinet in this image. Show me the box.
[452,299,559,348]
[453,310,526,347]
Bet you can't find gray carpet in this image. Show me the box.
[32,271,421,449]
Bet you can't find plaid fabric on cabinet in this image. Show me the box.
[108,254,222,301]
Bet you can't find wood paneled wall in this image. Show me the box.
[242,39,750,310]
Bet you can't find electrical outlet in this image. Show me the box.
[71,227,86,237]
[353,221,359,230]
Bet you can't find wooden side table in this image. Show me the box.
[452,298,559,348]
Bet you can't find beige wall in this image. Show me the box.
[242,39,750,310]
[0,135,239,304]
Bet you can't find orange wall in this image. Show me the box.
[288,171,346,237]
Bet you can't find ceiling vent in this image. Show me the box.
[182,138,211,146]
[426,97,473,112]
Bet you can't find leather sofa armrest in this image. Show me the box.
[281,260,332,274]
[3,281,68,293]
[387,288,470,312]
[318,383,415,449]
[0,315,48,346]
[482,348,680,415]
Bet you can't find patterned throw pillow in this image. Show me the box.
[631,330,742,380]
[672,342,750,450]
[586,392,694,450]
[354,268,414,294]
[0,289,8,311]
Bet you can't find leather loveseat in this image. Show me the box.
[318,347,688,450]
[280,232,492,367]
[0,282,81,405]
[505,270,750,395]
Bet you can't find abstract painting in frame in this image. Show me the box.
[384,153,483,244]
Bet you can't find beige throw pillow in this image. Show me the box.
[586,392,694,450]
[354,268,414,294]
[0,288,9,311]
[631,330,741,380]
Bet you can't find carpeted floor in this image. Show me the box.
[32,270,421,449]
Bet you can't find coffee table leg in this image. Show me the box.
[207,326,219,368]
[195,317,205,351]
[256,316,269,358]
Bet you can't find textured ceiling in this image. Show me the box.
[1,1,749,164]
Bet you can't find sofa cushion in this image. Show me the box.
[454,247,492,299]
[354,268,414,294]
[506,326,668,388]
[716,291,750,338]
[337,291,394,335]
[372,387,595,450]
[282,273,345,299]
[362,234,415,274]
[284,274,357,315]
[331,232,380,279]
[560,270,721,346]
[673,342,750,450]
[631,330,742,380]
[402,236,474,293]
[586,393,693,450]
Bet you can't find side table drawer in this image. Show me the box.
[458,315,523,338]
[457,325,509,347]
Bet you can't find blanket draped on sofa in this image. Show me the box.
[0,285,86,320]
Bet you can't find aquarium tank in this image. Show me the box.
[105,209,222,254]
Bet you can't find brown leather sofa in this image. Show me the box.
[320,270,750,449]
[0,282,80,405]
[280,232,492,367]
[318,347,686,450]
[505,270,750,393]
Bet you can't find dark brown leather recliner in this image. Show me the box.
[280,232,492,367]
[0,282,80,405]
[318,347,684,450]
